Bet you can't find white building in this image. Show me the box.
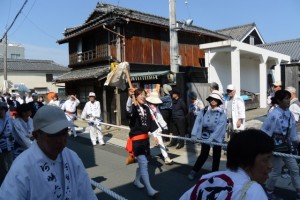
[0,43,25,59]
[0,58,69,94]
[200,40,290,108]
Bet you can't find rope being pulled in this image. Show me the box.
[97,121,300,160]
[90,179,128,200]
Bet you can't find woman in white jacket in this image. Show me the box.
[145,92,173,165]
[188,91,227,180]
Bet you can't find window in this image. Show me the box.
[58,88,65,94]
[46,74,53,82]
[250,36,255,45]
[11,54,20,59]
[78,85,93,102]
[34,87,48,94]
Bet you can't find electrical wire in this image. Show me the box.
[0,0,29,42]
[5,0,12,29]
[9,0,38,37]
[20,12,58,40]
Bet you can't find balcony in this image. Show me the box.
[69,44,109,65]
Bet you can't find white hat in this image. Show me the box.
[226,84,236,91]
[146,92,162,104]
[33,106,73,134]
[286,86,296,94]
[273,81,282,87]
[163,84,172,95]
[206,90,224,104]
[89,92,96,97]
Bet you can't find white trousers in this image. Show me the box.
[136,155,157,195]
[149,133,168,159]
[65,113,76,136]
[89,125,103,144]
[266,156,300,190]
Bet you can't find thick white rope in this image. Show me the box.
[90,179,127,200]
[97,121,300,159]
[80,119,300,198]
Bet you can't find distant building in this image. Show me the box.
[0,58,70,94]
[0,43,25,59]
[258,38,300,98]
[216,23,265,45]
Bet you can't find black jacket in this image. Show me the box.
[171,98,187,119]
[28,101,44,118]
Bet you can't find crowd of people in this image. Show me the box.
[1,80,300,199]
[125,81,300,199]
[0,91,105,190]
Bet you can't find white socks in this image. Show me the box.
[134,167,144,189]
[137,155,158,196]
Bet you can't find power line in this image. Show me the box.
[20,12,57,40]
[0,0,29,42]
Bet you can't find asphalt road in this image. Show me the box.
[67,136,297,200]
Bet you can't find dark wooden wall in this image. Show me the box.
[123,22,218,67]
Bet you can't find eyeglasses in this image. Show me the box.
[226,90,233,93]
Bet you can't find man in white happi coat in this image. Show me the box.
[0,106,97,200]
[61,95,80,137]
[224,84,245,139]
[15,93,24,104]
[81,92,105,145]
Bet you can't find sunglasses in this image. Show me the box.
[226,90,233,93]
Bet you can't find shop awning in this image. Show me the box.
[130,70,170,81]
[54,66,110,83]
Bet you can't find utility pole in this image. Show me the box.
[3,32,7,81]
[169,0,179,73]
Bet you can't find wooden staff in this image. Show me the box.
[124,67,137,105]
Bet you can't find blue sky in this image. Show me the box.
[1,0,299,66]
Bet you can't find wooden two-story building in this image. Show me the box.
[55,3,230,125]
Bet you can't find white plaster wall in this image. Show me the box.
[0,71,65,93]
[240,58,260,93]
[210,54,264,94]
[210,53,231,94]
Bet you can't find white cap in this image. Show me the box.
[33,106,73,134]
[163,84,172,95]
[286,86,296,94]
[273,81,282,87]
[227,84,236,91]
[89,92,96,97]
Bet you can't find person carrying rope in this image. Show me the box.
[126,87,160,198]
[81,92,104,146]
[61,94,80,137]
[180,129,273,200]
[0,106,97,199]
[187,91,227,180]
[261,89,300,200]
[145,92,173,165]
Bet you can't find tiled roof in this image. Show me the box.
[54,66,110,83]
[257,38,300,62]
[58,3,230,42]
[216,23,256,41]
[0,59,69,71]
